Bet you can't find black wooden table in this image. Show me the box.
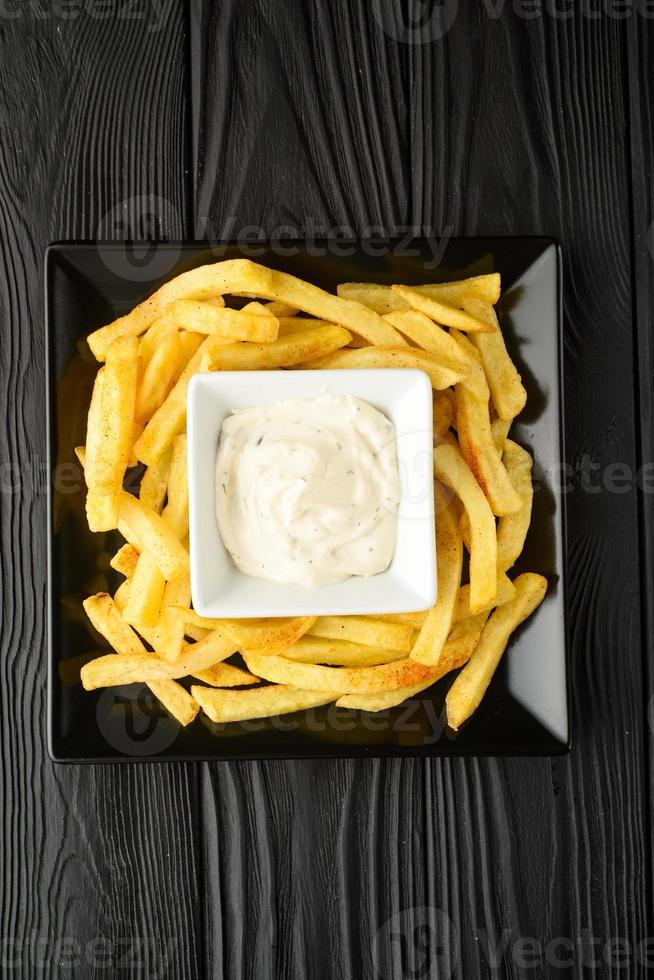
[2,2,653,978]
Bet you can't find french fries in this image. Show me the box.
[391,285,492,333]
[335,631,476,711]
[173,612,317,654]
[135,328,183,422]
[81,652,255,689]
[167,301,279,342]
[383,309,472,373]
[84,337,138,530]
[463,296,527,420]
[336,274,501,314]
[110,543,139,578]
[446,573,547,729]
[297,346,466,390]
[134,335,231,465]
[410,496,462,666]
[122,552,166,630]
[455,385,522,516]
[434,443,497,613]
[497,440,534,571]
[308,617,413,652]
[204,325,352,372]
[79,260,546,735]
[242,652,436,694]
[282,637,407,667]
[190,685,337,724]
[82,593,200,725]
[118,492,189,582]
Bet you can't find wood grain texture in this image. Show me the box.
[194,2,651,978]
[627,9,654,936]
[0,5,203,980]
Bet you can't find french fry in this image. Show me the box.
[452,573,516,623]
[243,652,436,694]
[383,309,472,373]
[113,579,131,614]
[135,328,183,422]
[410,496,462,666]
[161,434,188,540]
[375,611,428,629]
[282,637,407,667]
[263,301,298,317]
[134,334,232,466]
[147,680,199,726]
[220,617,317,654]
[491,418,511,454]
[173,631,238,672]
[434,391,455,438]
[455,385,522,516]
[178,331,205,364]
[83,593,145,657]
[152,575,191,661]
[118,492,189,581]
[434,443,497,612]
[447,611,490,642]
[336,275,501,313]
[110,543,139,578]
[464,296,527,421]
[276,317,336,336]
[450,329,490,403]
[308,616,413,652]
[256,266,407,346]
[391,285,493,333]
[166,300,279,342]
[139,444,173,513]
[192,684,338,723]
[82,651,182,688]
[184,623,210,642]
[446,573,547,729]
[80,648,253,690]
[417,274,501,307]
[138,315,176,364]
[174,611,317,655]
[204,325,352,372]
[87,259,276,360]
[84,336,138,530]
[336,632,476,711]
[117,519,142,552]
[122,552,166,630]
[497,440,533,572]
[297,346,466,390]
[192,663,258,687]
[336,283,407,314]
[84,588,152,668]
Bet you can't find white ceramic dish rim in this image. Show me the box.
[187,368,436,617]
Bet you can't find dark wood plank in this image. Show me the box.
[408,6,650,976]
[0,6,203,979]
[627,7,654,931]
[194,2,651,978]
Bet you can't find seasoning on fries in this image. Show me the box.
[78,259,546,732]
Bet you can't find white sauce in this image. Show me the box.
[215,394,400,586]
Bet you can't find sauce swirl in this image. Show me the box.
[215,394,399,586]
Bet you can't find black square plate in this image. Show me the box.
[46,238,569,761]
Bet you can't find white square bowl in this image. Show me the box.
[187,369,436,617]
